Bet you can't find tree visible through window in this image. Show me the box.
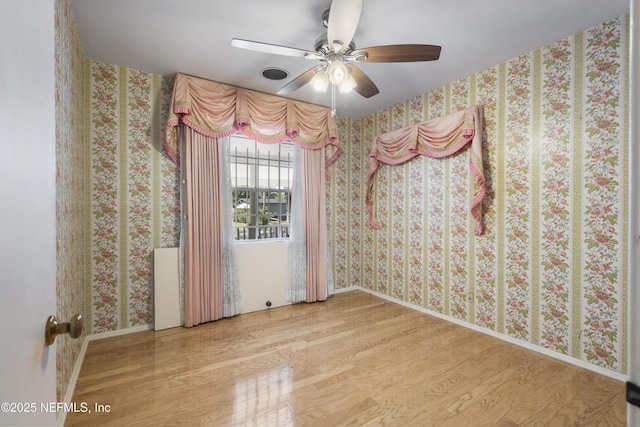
[229,135,294,240]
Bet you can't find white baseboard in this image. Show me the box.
[354,286,628,382]
[333,286,359,294]
[57,324,153,427]
[84,324,153,341]
[56,336,89,427]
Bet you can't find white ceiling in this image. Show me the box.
[69,0,629,118]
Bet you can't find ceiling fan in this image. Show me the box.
[231,0,441,99]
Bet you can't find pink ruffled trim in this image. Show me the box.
[325,141,341,168]
[469,158,486,236]
[164,117,180,165]
[366,160,382,229]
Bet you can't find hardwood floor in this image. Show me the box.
[66,291,625,426]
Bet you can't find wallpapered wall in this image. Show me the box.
[88,64,179,333]
[329,16,629,373]
[55,0,87,402]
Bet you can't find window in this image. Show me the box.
[229,135,294,240]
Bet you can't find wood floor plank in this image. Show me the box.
[65,290,625,426]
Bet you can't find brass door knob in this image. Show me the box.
[45,314,83,345]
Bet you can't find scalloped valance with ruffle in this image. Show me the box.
[164,73,340,168]
[367,105,485,235]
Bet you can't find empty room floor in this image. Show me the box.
[66,290,625,426]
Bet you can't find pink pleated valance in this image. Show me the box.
[367,105,486,235]
[164,73,340,167]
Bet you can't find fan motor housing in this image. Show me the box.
[314,33,356,55]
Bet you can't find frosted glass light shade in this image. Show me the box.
[310,70,329,92]
[339,74,357,93]
[328,60,348,84]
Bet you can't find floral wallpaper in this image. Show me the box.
[55,0,88,402]
[329,16,629,374]
[88,63,179,333]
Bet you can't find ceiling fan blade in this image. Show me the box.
[327,0,363,52]
[277,65,324,95]
[353,44,442,63]
[346,65,379,98]
[231,38,318,58]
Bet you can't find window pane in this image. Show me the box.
[229,135,293,240]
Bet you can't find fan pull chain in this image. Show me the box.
[331,82,337,117]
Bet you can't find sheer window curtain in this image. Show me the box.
[180,125,241,327]
[219,137,242,317]
[286,145,333,303]
[286,145,306,302]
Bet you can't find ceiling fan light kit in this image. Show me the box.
[231,0,441,107]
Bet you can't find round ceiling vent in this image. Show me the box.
[261,68,289,80]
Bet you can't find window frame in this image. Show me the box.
[228,135,294,241]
